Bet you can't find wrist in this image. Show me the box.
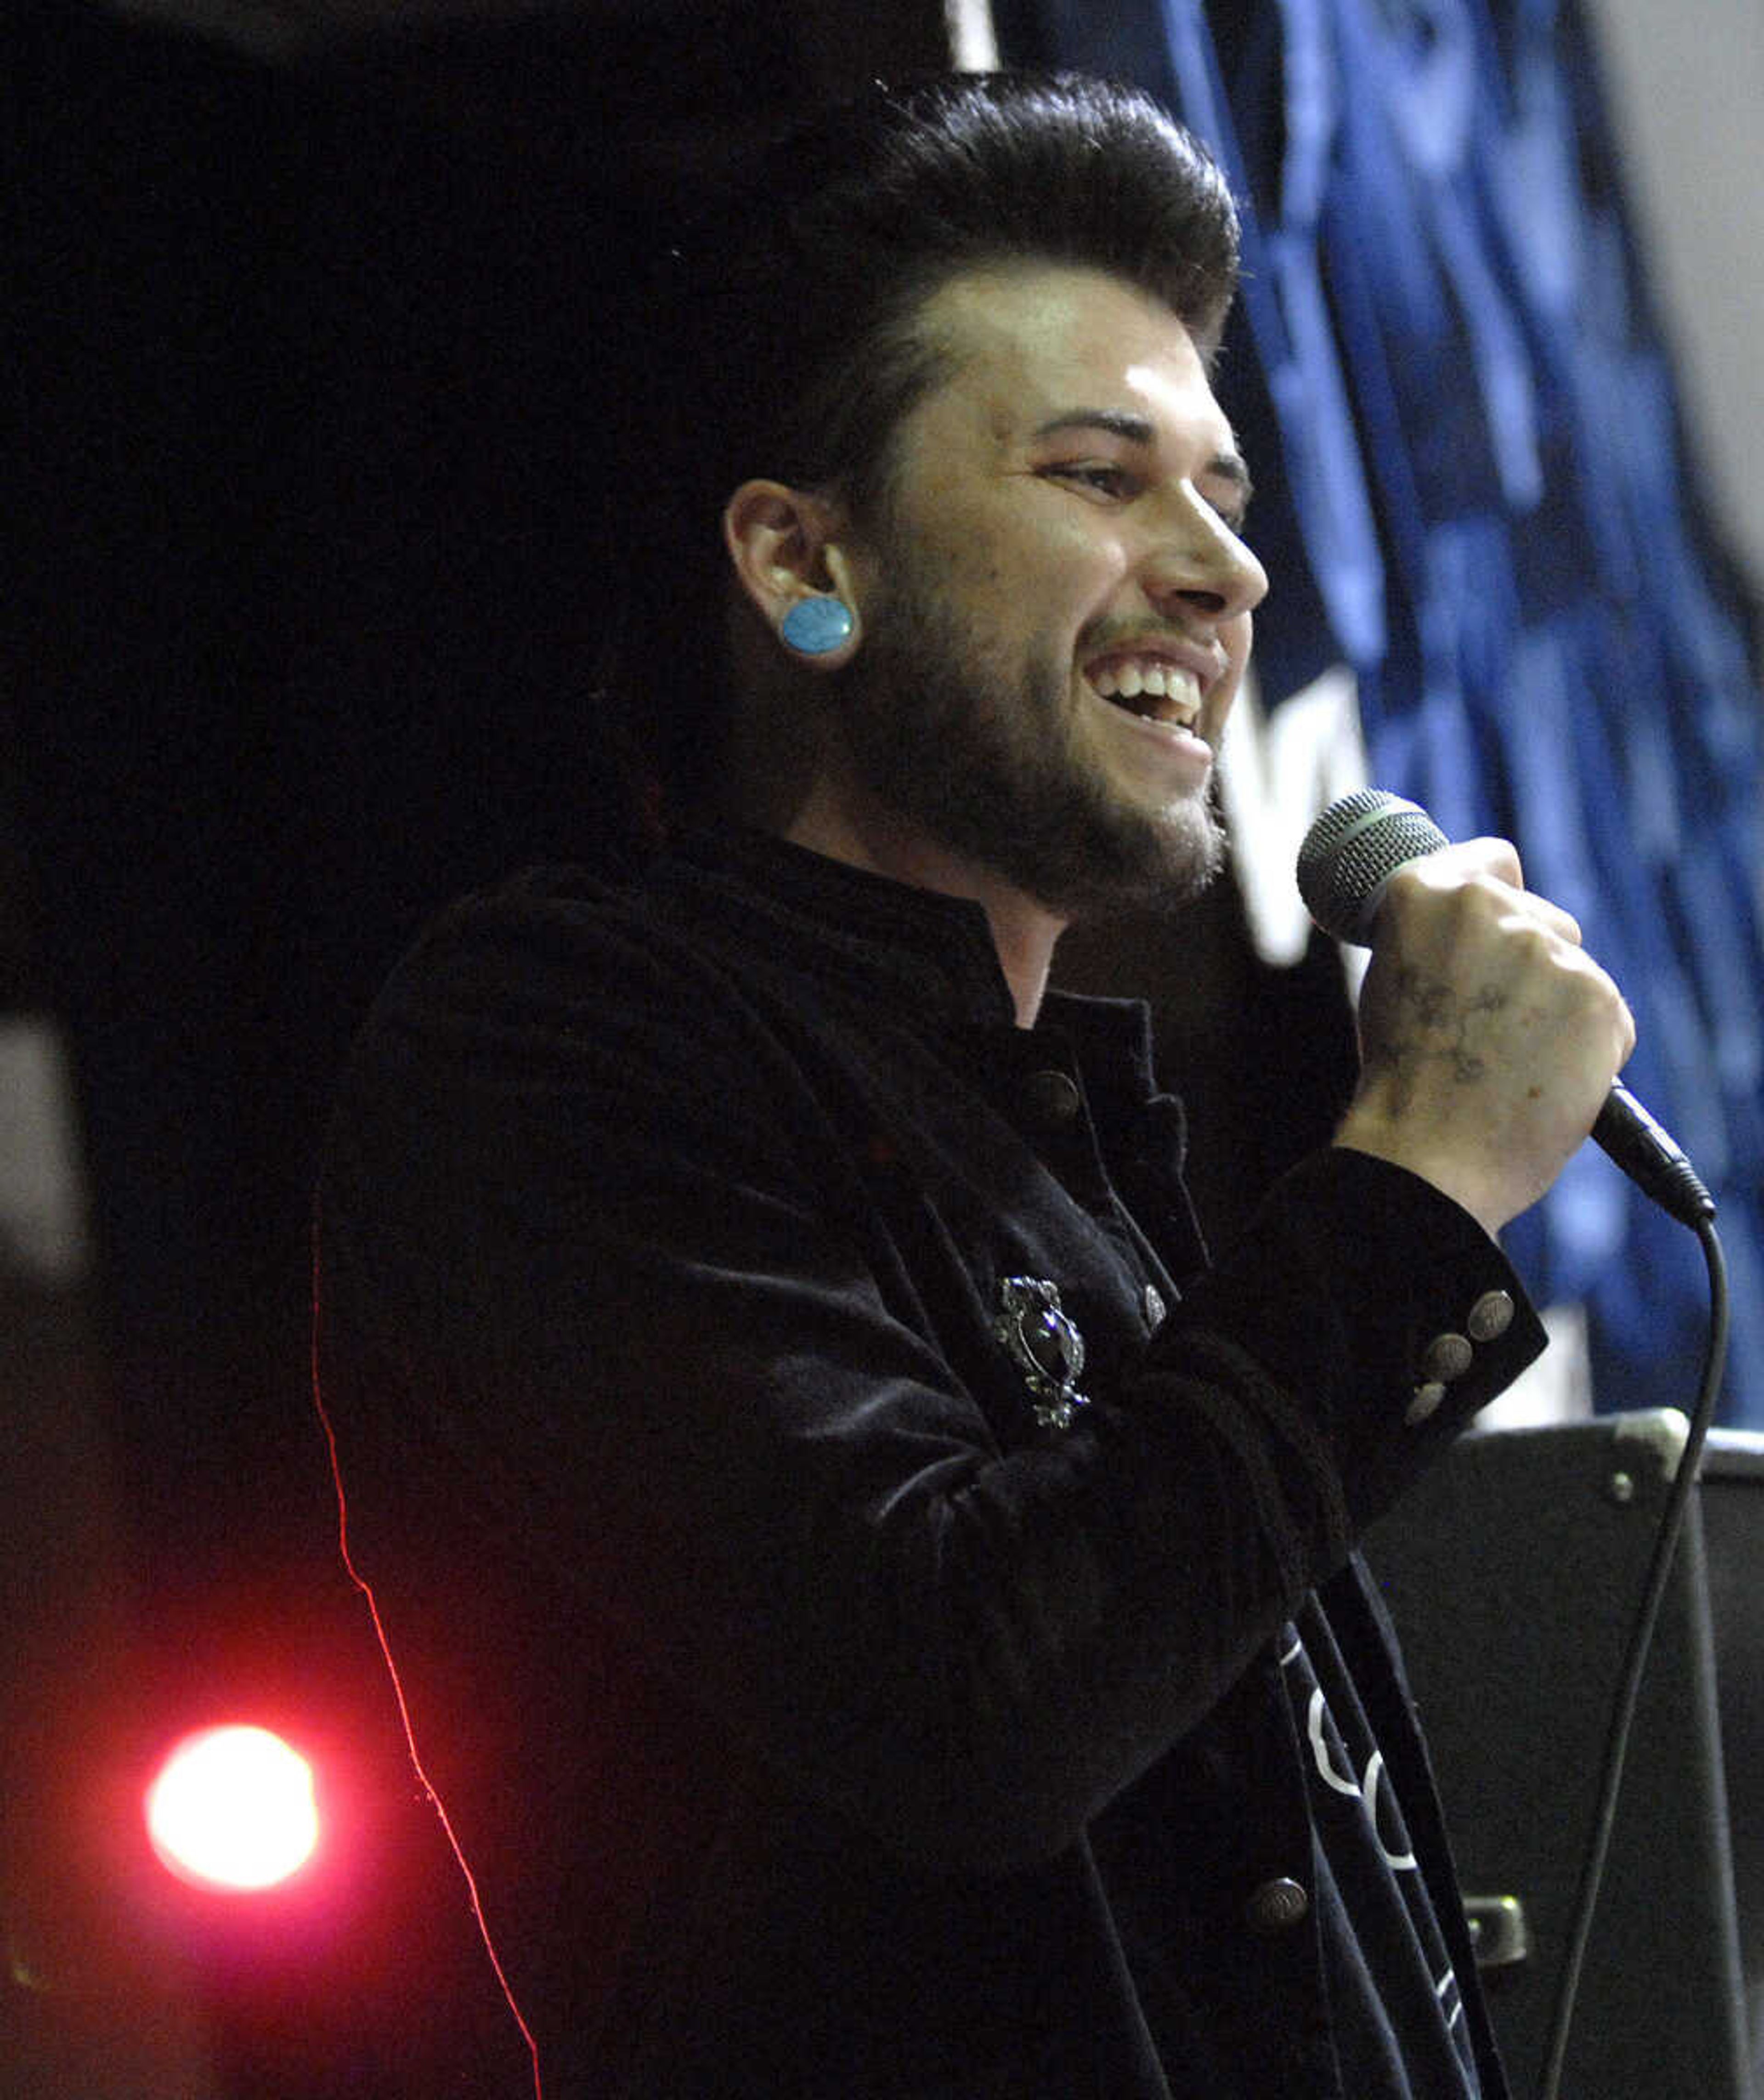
[1330,1112,1512,1242]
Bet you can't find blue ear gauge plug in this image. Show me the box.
[781,596,855,656]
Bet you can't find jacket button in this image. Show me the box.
[1420,1331,1473,1383]
[1023,1068,1082,1125]
[1467,1289,1515,1342]
[1406,1381,1447,1426]
[1245,1876,1310,1934]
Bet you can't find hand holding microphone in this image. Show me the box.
[1298,790,1714,1234]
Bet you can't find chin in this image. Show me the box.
[1018,793,1227,923]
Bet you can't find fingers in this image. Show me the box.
[1343,837,1639,1234]
[1498,887,1583,951]
[1380,839,1581,949]
[1557,940,1637,1067]
[1374,843,1626,1065]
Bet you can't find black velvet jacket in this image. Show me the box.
[317,826,1541,2097]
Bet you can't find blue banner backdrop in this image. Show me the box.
[997,0,1764,1421]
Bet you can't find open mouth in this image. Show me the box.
[1085,657,1205,731]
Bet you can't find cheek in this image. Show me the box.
[980,498,1125,587]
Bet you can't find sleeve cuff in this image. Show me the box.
[1158,1146,1549,1534]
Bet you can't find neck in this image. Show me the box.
[780,779,1065,1027]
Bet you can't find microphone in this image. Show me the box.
[1297,788,1716,1228]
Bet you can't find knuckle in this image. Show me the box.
[1466,833,1524,883]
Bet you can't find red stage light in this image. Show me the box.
[145,1724,320,1893]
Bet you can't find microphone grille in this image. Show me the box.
[1297,789,1448,944]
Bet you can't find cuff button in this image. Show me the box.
[1406,1381,1447,1426]
[1421,1331,1473,1383]
[1467,1289,1516,1343]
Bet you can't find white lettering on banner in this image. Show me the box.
[1218,661,1369,972]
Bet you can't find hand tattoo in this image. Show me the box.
[1363,968,1504,1112]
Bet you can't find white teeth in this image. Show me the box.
[1088,658,1201,717]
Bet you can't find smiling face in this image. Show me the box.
[824,262,1268,920]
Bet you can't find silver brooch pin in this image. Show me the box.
[994,1276,1088,1431]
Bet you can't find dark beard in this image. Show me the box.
[833,552,1226,921]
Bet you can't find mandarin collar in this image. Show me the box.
[649,825,1162,1098]
[654,825,1018,1022]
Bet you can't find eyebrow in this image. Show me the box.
[1030,408,1255,509]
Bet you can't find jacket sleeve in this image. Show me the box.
[317,891,1545,1874]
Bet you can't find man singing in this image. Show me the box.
[317,72,1632,2096]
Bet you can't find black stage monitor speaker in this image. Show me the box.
[1699,1433,1764,2079]
[1364,1414,1763,2100]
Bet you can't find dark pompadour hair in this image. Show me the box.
[602,71,1242,832]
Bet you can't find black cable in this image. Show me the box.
[1537,1215,1731,2100]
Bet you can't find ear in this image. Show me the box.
[723,480,864,671]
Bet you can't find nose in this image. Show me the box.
[1142,498,1267,627]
